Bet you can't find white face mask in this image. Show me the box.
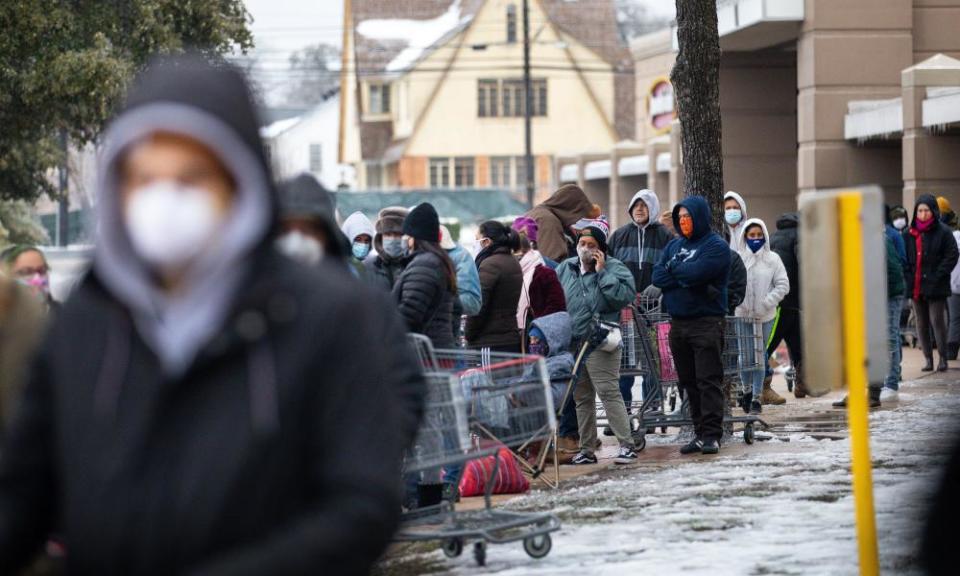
[276,230,323,266]
[125,180,222,271]
[893,217,907,230]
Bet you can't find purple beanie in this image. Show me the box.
[512,216,539,244]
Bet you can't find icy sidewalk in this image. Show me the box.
[380,375,959,575]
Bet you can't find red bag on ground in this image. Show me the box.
[459,447,530,497]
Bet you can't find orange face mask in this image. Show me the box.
[679,214,694,238]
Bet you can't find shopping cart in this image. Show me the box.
[394,335,561,566]
[600,304,769,449]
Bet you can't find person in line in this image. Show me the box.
[439,225,482,343]
[735,219,789,415]
[466,221,524,353]
[938,197,960,360]
[653,196,731,455]
[660,210,677,236]
[524,183,600,263]
[834,231,905,409]
[511,217,566,335]
[885,205,908,267]
[341,211,375,281]
[276,173,350,267]
[557,218,638,465]
[723,191,749,252]
[512,216,558,268]
[938,196,958,230]
[0,54,420,575]
[608,189,673,415]
[890,205,909,234]
[365,206,409,291]
[904,195,960,372]
[764,212,804,402]
[1,245,58,312]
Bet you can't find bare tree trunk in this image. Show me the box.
[671,0,724,233]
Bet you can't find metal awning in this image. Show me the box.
[844,98,903,141]
[584,160,611,181]
[559,164,579,183]
[618,155,650,177]
[656,153,671,173]
[673,0,804,52]
[923,87,960,129]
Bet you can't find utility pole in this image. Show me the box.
[57,129,69,247]
[522,0,534,208]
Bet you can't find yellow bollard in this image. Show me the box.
[838,192,880,576]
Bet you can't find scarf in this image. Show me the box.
[516,250,545,329]
[910,227,924,300]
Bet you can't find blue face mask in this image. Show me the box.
[746,238,765,253]
[724,209,743,226]
[352,241,371,260]
[381,237,403,258]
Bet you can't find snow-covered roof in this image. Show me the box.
[260,116,302,139]
[356,0,472,73]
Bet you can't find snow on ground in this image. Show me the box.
[356,0,471,73]
[385,378,958,575]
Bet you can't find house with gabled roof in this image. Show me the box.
[339,0,634,200]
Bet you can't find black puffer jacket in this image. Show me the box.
[770,212,800,310]
[727,250,747,315]
[904,194,960,300]
[393,250,456,349]
[466,246,523,350]
[0,55,423,576]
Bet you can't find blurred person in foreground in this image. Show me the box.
[0,54,420,575]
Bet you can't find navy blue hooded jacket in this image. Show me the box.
[652,196,731,318]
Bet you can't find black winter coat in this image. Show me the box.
[466,246,523,350]
[608,222,673,293]
[904,195,960,300]
[0,254,422,576]
[770,213,800,310]
[393,250,456,349]
[727,250,747,315]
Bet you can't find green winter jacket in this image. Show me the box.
[886,236,905,299]
[557,255,636,340]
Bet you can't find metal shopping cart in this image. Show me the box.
[599,303,769,450]
[394,335,561,566]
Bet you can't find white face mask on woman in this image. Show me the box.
[125,180,222,270]
[276,230,324,266]
[893,217,907,231]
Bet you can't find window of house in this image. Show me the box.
[515,155,536,189]
[535,79,548,116]
[490,79,547,118]
[454,158,475,188]
[489,156,512,188]
[478,79,499,118]
[429,157,450,188]
[365,163,383,189]
[506,5,517,44]
[369,83,391,114]
[309,143,322,173]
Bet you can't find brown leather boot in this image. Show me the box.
[760,376,786,405]
[793,362,808,398]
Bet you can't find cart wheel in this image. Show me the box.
[441,538,464,558]
[523,534,553,559]
[634,434,647,452]
[473,542,487,566]
[744,424,755,445]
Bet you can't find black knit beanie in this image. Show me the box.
[402,203,440,243]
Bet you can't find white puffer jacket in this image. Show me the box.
[952,230,960,295]
[735,218,790,323]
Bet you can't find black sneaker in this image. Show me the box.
[602,425,615,437]
[614,446,638,465]
[749,400,762,415]
[571,451,598,465]
[679,438,703,455]
[740,391,753,414]
[701,439,720,454]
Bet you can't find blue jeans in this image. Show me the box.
[886,296,904,390]
[618,375,633,407]
[742,319,775,398]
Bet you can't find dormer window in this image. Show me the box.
[369,83,391,114]
[507,5,517,44]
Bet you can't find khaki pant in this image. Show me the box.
[574,347,633,454]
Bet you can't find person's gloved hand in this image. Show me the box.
[641,285,662,300]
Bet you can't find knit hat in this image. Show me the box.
[512,216,538,244]
[375,206,408,236]
[403,202,441,243]
[577,216,610,252]
[937,196,953,215]
[439,224,456,250]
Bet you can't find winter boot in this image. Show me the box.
[740,391,753,414]
[793,361,811,398]
[868,387,882,408]
[949,342,960,361]
[761,376,786,405]
[938,357,949,372]
[922,357,934,372]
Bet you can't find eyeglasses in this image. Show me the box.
[15,267,48,278]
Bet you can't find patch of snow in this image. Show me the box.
[259,116,302,139]
[356,0,471,73]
